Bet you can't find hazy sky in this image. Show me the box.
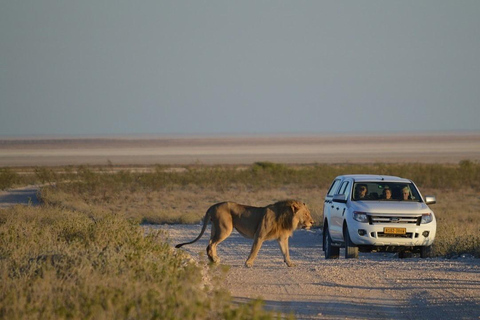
[1,1,479,136]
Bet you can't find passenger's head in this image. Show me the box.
[356,184,368,198]
[401,186,410,200]
[383,186,392,199]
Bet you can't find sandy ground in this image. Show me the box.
[159,224,480,320]
[1,133,480,166]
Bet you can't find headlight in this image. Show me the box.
[421,212,433,224]
[353,211,369,223]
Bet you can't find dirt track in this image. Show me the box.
[160,224,480,320]
[0,185,40,209]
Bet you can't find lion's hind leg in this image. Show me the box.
[206,214,233,264]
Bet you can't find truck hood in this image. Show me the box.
[351,201,431,215]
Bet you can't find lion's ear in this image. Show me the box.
[291,203,300,213]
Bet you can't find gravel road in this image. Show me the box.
[0,185,40,209]
[158,224,480,320]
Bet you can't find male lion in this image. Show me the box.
[175,200,314,267]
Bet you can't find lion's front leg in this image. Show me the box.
[245,236,264,268]
[278,236,295,267]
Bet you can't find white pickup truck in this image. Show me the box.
[322,175,436,259]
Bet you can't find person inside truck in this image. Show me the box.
[354,184,369,200]
[381,186,393,200]
[401,186,412,200]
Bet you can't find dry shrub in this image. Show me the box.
[0,205,279,320]
[422,188,480,257]
[0,168,19,190]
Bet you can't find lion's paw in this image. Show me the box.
[286,261,296,267]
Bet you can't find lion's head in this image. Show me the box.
[273,200,314,231]
[292,201,314,230]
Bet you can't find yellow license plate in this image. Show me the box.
[384,227,406,235]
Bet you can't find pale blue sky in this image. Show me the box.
[1,1,479,136]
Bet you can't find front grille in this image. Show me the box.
[377,232,414,238]
[368,215,421,225]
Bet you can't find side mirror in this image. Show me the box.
[332,194,347,204]
[425,196,436,205]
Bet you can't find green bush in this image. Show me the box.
[10,160,478,193]
[34,167,58,185]
[0,168,19,190]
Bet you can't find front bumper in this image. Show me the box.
[350,224,436,247]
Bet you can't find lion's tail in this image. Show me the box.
[175,207,211,249]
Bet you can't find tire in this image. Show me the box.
[344,225,359,259]
[324,227,339,259]
[322,226,326,252]
[420,245,432,258]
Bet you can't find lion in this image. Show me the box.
[175,200,314,267]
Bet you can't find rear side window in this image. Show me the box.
[338,181,350,196]
[327,179,341,197]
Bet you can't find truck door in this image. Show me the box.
[330,180,350,240]
[323,179,341,231]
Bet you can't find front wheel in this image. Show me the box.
[344,225,359,259]
[324,227,340,259]
[322,226,326,252]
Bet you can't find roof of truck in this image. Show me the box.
[335,174,412,183]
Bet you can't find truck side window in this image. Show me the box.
[327,179,341,197]
[339,181,350,198]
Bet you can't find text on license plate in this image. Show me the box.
[384,227,406,235]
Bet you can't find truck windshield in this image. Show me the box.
[353,182,421,202]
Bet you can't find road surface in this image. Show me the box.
[159,224,480,320]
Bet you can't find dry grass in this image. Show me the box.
[422,188,480,257]
[40,183,326,225]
